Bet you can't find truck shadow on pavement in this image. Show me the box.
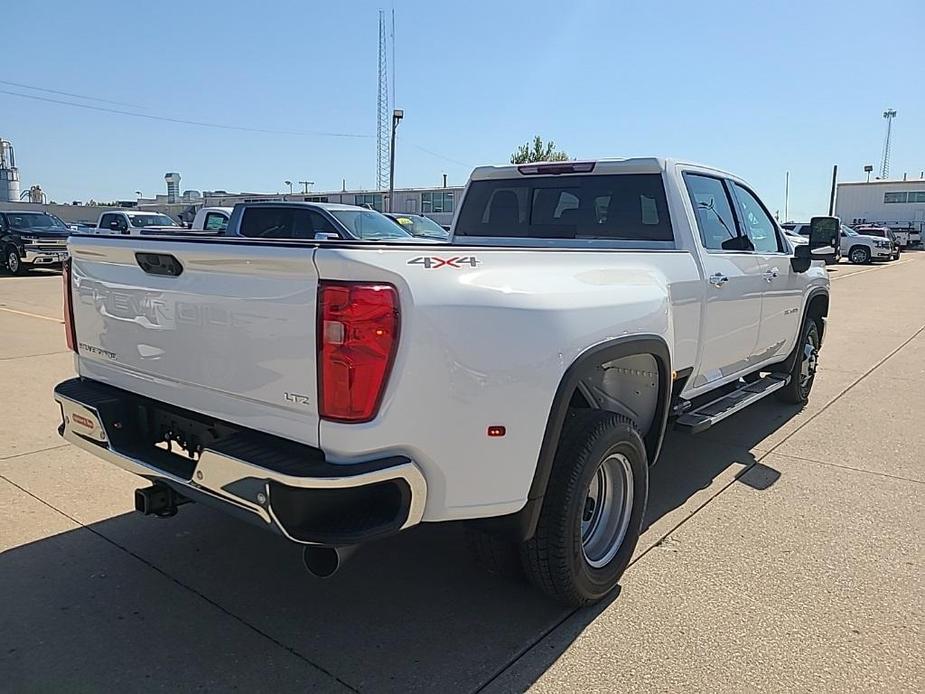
[2,410,793,693]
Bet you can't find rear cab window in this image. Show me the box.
[454,172,674,246]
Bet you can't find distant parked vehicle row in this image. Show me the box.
[221,201,437,242]
[0,210,70,275]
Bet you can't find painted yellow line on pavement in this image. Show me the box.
[0,306,64,323]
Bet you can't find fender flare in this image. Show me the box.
[779,288,829,374]
[473,334,672,542]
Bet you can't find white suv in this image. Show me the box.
[842,225,896,263]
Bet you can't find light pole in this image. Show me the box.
[784,171,789,222]
[388,109,403,212]
[864,164,873,183]
[284,180,293,197]
[299,180,314,194]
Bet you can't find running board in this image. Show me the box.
[675,374,790,434]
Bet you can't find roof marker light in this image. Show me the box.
[517,161,596,176]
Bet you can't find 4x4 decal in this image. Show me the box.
[407,256,480,269]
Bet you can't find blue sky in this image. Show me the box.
[3,0,922,220]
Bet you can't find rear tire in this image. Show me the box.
[520,409,647,606]
[777,318,820,405]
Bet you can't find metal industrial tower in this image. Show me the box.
[376,10,390,190]
[880,108,897,179]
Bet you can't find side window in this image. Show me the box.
[683,174,746,251]
[204,212,228,231]
[731,184,781,253]
[100,213,116,230]
[240,207,293,238]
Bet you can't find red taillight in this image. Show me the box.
[317,282,399,422]
[63,258,78,353]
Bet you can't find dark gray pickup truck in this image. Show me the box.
[1,210,70,274]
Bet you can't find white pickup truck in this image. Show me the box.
[94,210,181,235]
[54,158,831,605]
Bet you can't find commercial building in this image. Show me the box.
[835,178,925,233]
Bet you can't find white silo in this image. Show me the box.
[0,138,22,203]
[165,172,181,203]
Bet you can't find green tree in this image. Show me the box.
[510,136,570,164]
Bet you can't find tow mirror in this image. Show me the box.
[809,216,839,259]
[791,244,811,273]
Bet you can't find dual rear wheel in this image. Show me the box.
[468,410,648,606]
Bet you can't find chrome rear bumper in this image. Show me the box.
[54,378,426,546]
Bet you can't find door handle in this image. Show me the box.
[763,268,779,282]
[709,272,729,287]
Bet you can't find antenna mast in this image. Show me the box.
[880,109,897,179]
[376,10,391,191]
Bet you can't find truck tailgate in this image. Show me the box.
[69,236,321,447]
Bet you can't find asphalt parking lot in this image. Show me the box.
[1,256,923,693]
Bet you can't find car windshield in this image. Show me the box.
[8,213,68,229]
[128,214,177,228]
[842,226,859,237]
[329,210,412,240]
[390,214,448,238]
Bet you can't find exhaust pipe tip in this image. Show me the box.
[302,545,356,578]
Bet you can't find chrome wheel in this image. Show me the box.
[7,250,20,274]
[581,452,634,569]
[800,325,820,393]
